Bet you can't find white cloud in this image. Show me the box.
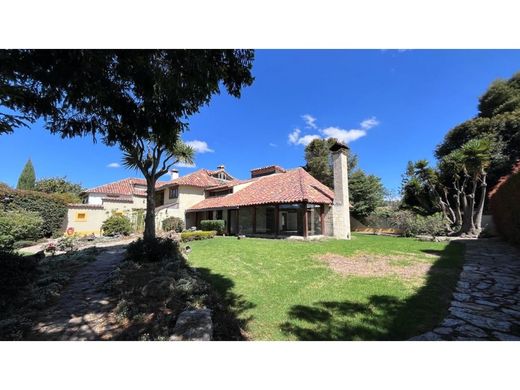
[287,115,380,147]
[302,114,317,129]
[269,143,278,148]
[288,128,301,144]
[174,161,196,168]
[107,162,120,168]
[185,140,214,153]
[297,134,321,146]
[360,117,380,130]
[321,127,367,144]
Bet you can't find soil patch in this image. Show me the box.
[316,252,433,280]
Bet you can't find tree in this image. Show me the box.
[304,138,357,188]
[349,170,385,219]
[436,71,520,189]
[304,137,384,220]
[401,138,494,237]
[16,159,36,190]
[0,50,254,240]
[34,176,84,203]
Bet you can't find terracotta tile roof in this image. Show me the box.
[67,204,104,209]
[85,178,168,197]
[158,169,233,189]
[188,168,334,211]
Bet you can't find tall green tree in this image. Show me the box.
[16,158,36,190]
[34,176,84,203]
[436,71,520,188]
[304,137,384,219]
[0,50,255,240]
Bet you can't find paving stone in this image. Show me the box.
[410,239,520,341]
[170,309,213,341]
[410,331,443,341]
[492,331,520,341]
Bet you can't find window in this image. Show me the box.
[75,212,87,222]
[216,210,223,220]
[169,187,179,199]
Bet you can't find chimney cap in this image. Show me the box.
[329,141,349,152]
[217,164,225,170]
[170,168,179,173]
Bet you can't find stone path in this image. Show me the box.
[30,245,126,341]
[412,238,520,341]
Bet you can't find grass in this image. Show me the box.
[185,233,465,340]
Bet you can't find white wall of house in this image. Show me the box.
[155,185,206,230]
[87,194,103,205]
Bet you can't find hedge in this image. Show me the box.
[102,214,132,236]
[489,161,520,244]
[0,186,67,238]
[200,219,225,234]
[180,230,216,242]
[162,216,185,232]
[0,210,43,247]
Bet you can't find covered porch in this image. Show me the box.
[187,203,329,238]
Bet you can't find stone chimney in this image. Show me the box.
[170,169,179,180]
[329,141,351,240]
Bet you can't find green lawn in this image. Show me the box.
[186,234,464,340]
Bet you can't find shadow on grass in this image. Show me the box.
[280,240,467,340]
[194,267,256,341]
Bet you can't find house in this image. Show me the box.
[66,142,351,239]
[66,178,166,235]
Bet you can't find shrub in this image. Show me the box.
[0,250,39,305]
[0,186,67,238]
[0,235,15,250]
[126,237,182,263]
[180,230,216,242]
[0,210,43,242]
[56,235,78,252]
[366,209,447,237]
[489,161,520,244]
[200,220,225,234]
[162,216,185,232]
[102,214,132,236]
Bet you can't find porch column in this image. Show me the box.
[253,206,257,234]
[320,205,325,235]
[235,208,240,236]
[302,203,308,238]
[274,205,280,237]
[227,209,231,235]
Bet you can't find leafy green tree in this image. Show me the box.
[304,138,357,188]
[349,170,385,219]
[436,71,520,188]
[34,177,84,203]
[16,159,36,190]
[304,137,384,219]
[0,50,254,240]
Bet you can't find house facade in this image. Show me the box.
[66,142,351,239]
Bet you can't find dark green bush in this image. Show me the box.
[366,209,447,237]
[489,162,520,244]
[162,216,185,232]
[0,210,43,242]
[180,230,216,242]
[0,250,39,306]
[200,220,225,234]
[102,214,132,236]
[126,237,183,263]
[0,186,67,238]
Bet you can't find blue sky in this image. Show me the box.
[2,50,520,194]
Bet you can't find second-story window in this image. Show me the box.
[169,187,179,199]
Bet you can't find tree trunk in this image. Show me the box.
[473,173,487,235]
[460,175,478,236]
[144,176,157,241]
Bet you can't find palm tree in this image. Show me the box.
[122,139,194,241]
[458,138,493,237]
